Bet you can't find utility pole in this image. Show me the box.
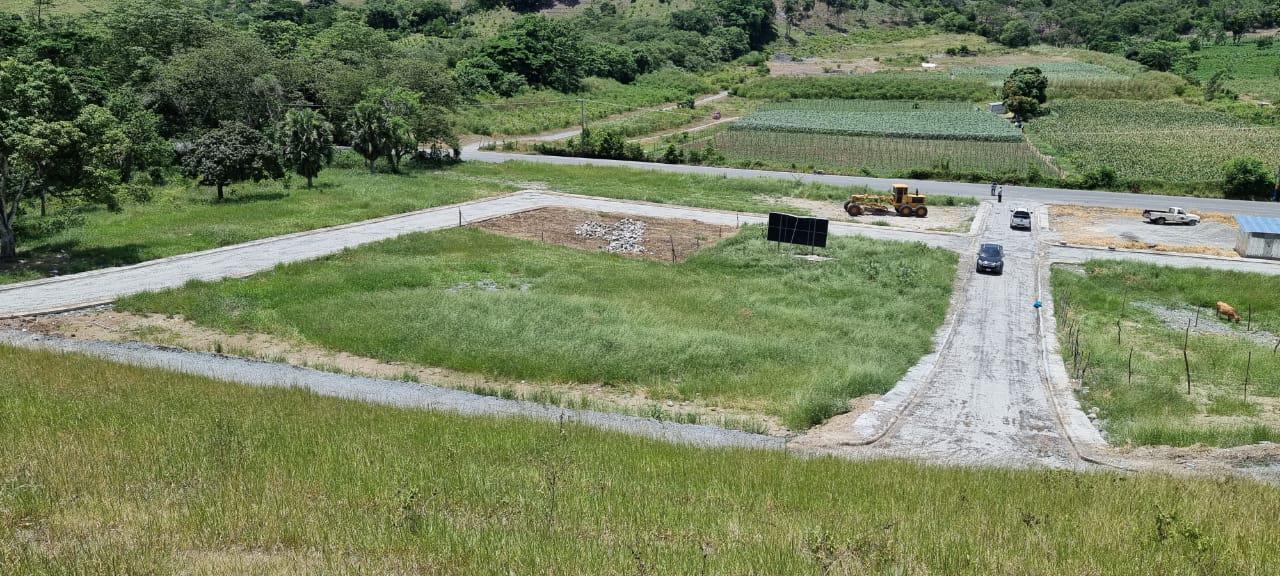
[578,98,588,155]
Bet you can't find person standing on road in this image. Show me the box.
[997,185,1003,204]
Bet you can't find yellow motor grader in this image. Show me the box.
[843,183,928,218]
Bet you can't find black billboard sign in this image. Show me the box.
[766,212,828,248]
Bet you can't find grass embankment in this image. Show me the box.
[3,346,1280,574]
[1052,261,1280,447]
[121,227,957,429]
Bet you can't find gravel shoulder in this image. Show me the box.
[0,330,786,451]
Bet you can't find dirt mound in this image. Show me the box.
[475,207,733,262]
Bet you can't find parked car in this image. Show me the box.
[1142,207,1200,225]
[976,243,1004,275]
[1010,208,1032,230]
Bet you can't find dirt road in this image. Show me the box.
[843,203,1087,468]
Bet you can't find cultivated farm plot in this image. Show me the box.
[714,130,1053,176]
[1027,100,1280,183]
[949,62,1127,85]
[119,226,958,430]
[718,99,1049,176]
[735,100,1023,141]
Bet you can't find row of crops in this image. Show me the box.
[732,100,1024,142]
[713,131,1052,176]
[949,62,1127,85]
[1026,100,1280,182]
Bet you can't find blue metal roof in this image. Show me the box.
[1236,215,1280,235]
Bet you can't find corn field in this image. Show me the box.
[1027,100,1280,182]
[714,130,1053,176]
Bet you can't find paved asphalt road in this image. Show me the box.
[463,150,1280,217]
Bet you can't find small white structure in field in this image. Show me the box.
[988,102,1006,114]
[921,62,938,69]
[1235,215,1280,260]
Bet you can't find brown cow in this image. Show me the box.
[1216,301,1241,323]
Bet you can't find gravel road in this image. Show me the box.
[851,201,1087,468]
[0,191,966,318]
[0,330,785,451]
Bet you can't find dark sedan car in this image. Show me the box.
[976,243,1004,275]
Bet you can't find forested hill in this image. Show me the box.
[0,0,1276,140]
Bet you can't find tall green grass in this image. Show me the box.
[3,345,1280,574]
[1052,261,1280,447]
[120,227,958,429]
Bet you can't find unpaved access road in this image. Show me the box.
[798,201,1098,468]
[0,191,966,319]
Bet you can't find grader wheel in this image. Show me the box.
[898,205,913,217]
[914,205,928,218]
[844,201,863,217]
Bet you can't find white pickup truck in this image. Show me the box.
[1142,207,1201,225]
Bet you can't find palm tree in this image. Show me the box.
[279,109,334,188]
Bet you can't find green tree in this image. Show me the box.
[0,60,123,259]
[1004,96,1039,121]
[182,122,281,201]
[1134,40,1187,72]
[1222,157,1274,199]
[1204,70,1228,101]
[482,16,583,93]
[1002,66,1049,104]
[278,109,334,188]
[711,0,776,50]
[102,0,212,81]
[151,32,284,131]
[105,89,171,183]
[347,100,392,173]
[999,19,1035,48]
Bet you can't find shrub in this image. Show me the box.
[1222,157,1274,199]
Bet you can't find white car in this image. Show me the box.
[1010,208,1032,230]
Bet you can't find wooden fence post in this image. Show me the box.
[1128,348,1134,386]
[1183,319,1192,395]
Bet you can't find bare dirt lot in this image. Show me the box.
[474,207,734,262]
[759,196,977,232]
[1047,205,1239,257]
[2,309,787,435]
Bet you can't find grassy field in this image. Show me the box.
[2,160,902,285]
[119,227,958,429]
[0,166,517,285]
[1052,261,1280,447]
[4,345,1280,574]
[1187,40,1280,103]
[1027,99,1280,185]
[455,71,712,136]
[734,100,1023,142]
